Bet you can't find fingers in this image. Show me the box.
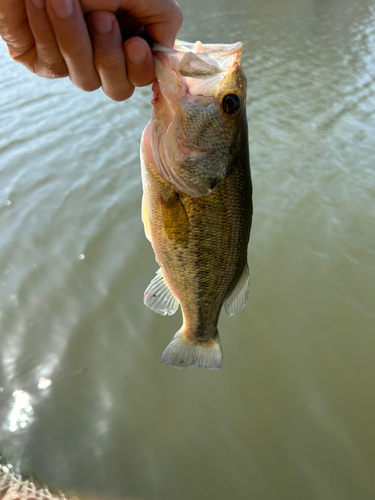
[124,36,155,88]
[45,0,100,91]
[80,0,183,47]
[140,0,183,48]
[88,11,133,101]
[0,0,34,58]
[88,14,154,100]
[1,0,184,102]
[25,0,68,77]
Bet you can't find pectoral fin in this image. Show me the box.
[161,192,189,245]
[144,268,179,316]
[224,263,250,316]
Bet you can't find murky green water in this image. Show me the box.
[1,0,375,498]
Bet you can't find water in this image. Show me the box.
[0,0,375,498]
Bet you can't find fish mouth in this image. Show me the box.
[152,39,243,104]
[154,39,243,60]
[150,40,244,197]
[151,40,243,120]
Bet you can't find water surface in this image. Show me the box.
[1,0,375,499]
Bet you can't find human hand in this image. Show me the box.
[0,0,182,101]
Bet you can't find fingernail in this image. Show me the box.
[91,12,113,35]
[50,0,73,19]
[126,42,147,65]
[30,0,45,9]
[167,37,176,49]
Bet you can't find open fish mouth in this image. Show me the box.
[152,39,243,108]
[149,40,246,198]
[154,39,243,63]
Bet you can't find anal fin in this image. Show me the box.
[144,268,179,316]
[224,262,250,316]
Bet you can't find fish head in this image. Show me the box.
[151,40,247,198]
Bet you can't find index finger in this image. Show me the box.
[0,0,34,59]
[79,0,183,47]
[46,0,100,91]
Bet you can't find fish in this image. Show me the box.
[140,39,253,369]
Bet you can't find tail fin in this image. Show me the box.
[161,328,223,370]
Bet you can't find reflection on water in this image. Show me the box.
[0,0,375,499]
[8,391,33,433]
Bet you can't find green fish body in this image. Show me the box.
[141,40,252,369]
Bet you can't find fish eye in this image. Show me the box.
[221,94,241,115]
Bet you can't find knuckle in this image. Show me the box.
[63,48,83,60]
[95,55,124,72]
[79,80,101,92]
[39,61,68,79]
[7,41,34,60]
[171,4,184,30]
[12,47,37,73]
[55,68,69,78]
[131,75,154,88]
[105,86,134,102]
[175,6,184,29]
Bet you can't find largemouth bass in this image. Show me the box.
[140,40,252,369]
